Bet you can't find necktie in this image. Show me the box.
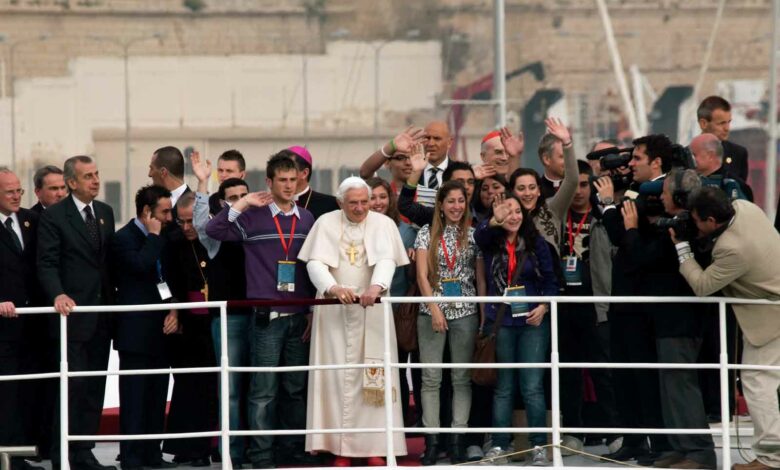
[4,218,22,252]
[83,206,100,251]
[427,167,439,190]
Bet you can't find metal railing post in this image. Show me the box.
[60,313,70,470]
[219,301,232,470]
[719,301,731,470]
[381,299,396,466]
[550,300,562,466]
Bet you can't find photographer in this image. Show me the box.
[593,135,673,464]
[672,187,780,470]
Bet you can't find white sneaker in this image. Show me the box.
[560,435,583,456]
[482,446,508,465]
[607,436,624,455]
[529,446,547,466]
[466,445,484,462]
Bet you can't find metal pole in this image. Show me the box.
[766,0,779,217]
[630,64,648,135]
[9,44,16,172]
[718,301,731,470]
[123,44,131,222]
[550,300,562,466]
[60,313,70,470]
[382,300,396,466]
[302,52,309,145]
[219,302,232,470]
[493,0,507,128]
[595,0,640,137]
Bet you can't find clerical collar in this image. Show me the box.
[543,174,562,187]
[170,183,188,207]
[293,186,311,201]
[270,201,300,218]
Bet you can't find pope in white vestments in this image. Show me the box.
[298,177,409,462]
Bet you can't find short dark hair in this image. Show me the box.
[538,133,562,162]
[632,134,674,173]
[266,151,299,179]
[63,156,93,192]
[218,178,249,201]
[688,186,735,224]
[33,165,63,190]
[152,146,185,179]
[135,185,171,217]
[292,154,312,182]
[577,159,593,176]
[219,149,246,172]
[443,161,475,183]
[697,96,731,122]
[472,175,508,215]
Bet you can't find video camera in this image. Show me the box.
[585,146,634,191]
[654,211,698,241]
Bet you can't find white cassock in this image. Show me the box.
[298,210,409,457]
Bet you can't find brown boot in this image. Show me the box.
[732,460,780,470]
[669,458,714,469]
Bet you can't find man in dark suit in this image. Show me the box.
[31,165,67,214]
[37,155,116,470]
[287,146,339,219]
[26,165,66,459]
[148,146,190,219]
[0,168,44,470]
[111,185,178,470]
[697,96,749,182]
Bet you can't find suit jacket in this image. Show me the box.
[0,209,39,342]
[680,200,780,347]
[721,140,749,182]
[30,202,44,214]
[111,220,170,355]
[37,194,115,341]
[296,187,339,220]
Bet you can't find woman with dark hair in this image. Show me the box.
[472,175,508,223]
[414,180,485,465]
[508,119,578,269]
[474,193,558,466]
[365,176,422,428]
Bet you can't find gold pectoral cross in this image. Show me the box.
[200,283,209,302]
[347,243,358,266]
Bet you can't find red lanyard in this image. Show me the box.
[566,209,590,256]
[506,239,517,284]
[273,215,297,260]
[440,236,458,272]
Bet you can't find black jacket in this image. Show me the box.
[111,220,171,355]
[0,209,39,341]
[721,140,749,182]
[296,187,339,220]
[37,195,115,341]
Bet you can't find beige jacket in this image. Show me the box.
[680,200,780,347]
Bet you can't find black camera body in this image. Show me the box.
[655,211,697,241]
[586,146,635,192]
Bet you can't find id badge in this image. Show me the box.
[504,285,529,317]
[157,281,173,301]
[277,261,296,292]
[562,256,583,286]
[441,278,463,308]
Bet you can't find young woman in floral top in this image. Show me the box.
[414,180,485,465]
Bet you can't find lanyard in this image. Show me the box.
[566,209,590,256]
[506,239,517,284]
[440,235,458,272]
[273,215,297,260]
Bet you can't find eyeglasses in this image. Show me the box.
[2,188,24,197]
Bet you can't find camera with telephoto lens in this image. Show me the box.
[586,146,634,191]
[655,210,697,241]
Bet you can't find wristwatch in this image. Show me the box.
[599,195,614,206]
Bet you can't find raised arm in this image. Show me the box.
[359,126,424,179]
[545,118,578,220]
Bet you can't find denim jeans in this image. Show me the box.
[417,313,478,429]
[211,314,252,464]
[246,313,308,463]
[491,317,550,448]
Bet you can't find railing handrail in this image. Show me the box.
[3,295,757,469]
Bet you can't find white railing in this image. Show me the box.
[2,295,780,470]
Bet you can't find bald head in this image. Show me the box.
[690,133,723,177]
[423,121,452,166]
